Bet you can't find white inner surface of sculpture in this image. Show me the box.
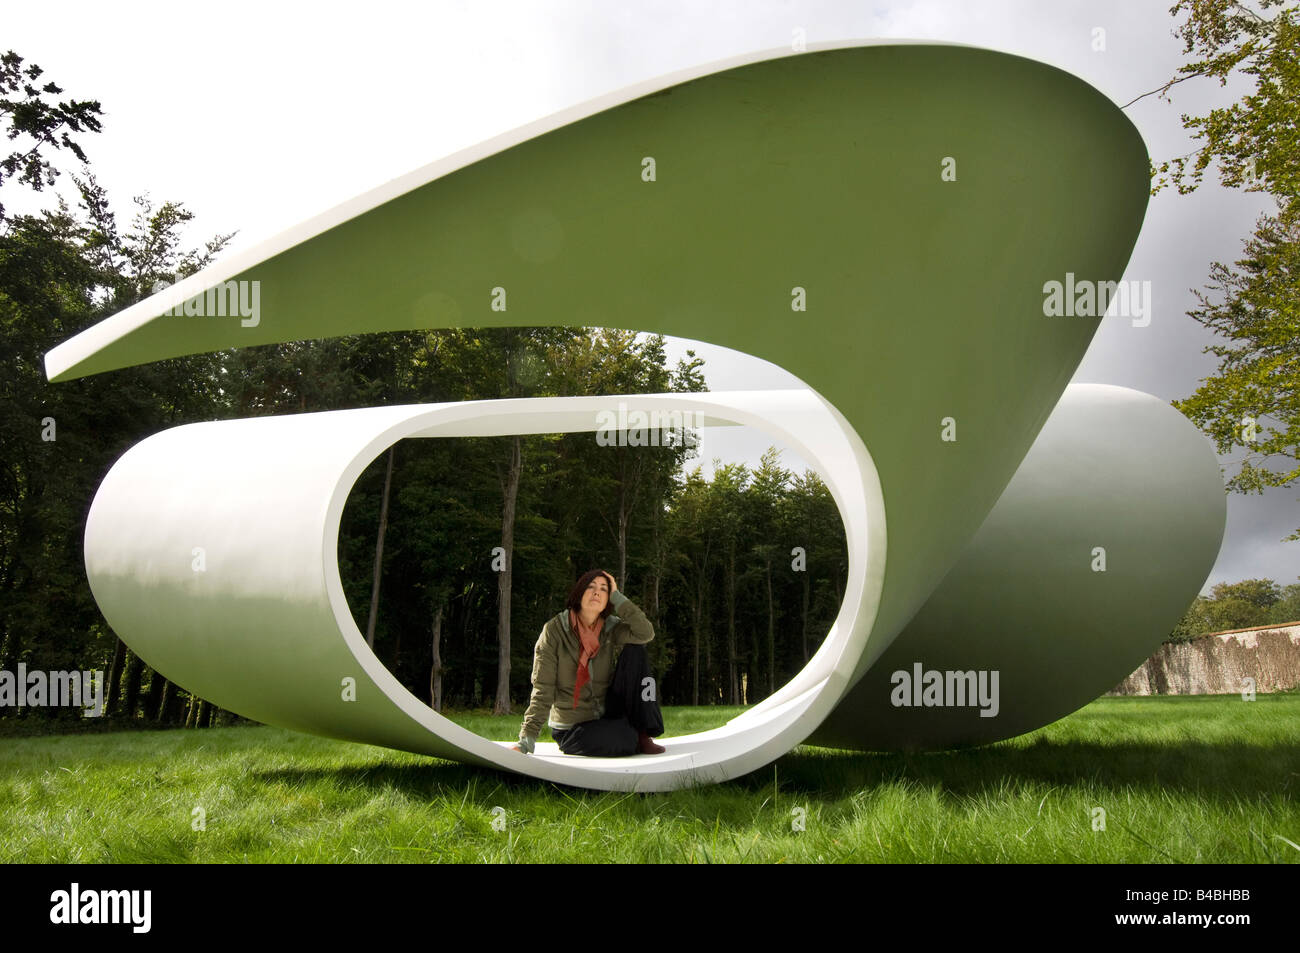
[83,389,885,792]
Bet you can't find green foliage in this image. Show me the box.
[0,57,235,730]
[1170,206,1300,535]
[1211,577,1283,607]
[1267,581,1300,622]
[0,182,232,728]
[0,50,103,223]
[1143,3,1300,538]
[1147,1,1299,197]
[1167,576,1298,639]
[653,455,845,706]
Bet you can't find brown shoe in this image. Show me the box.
[638,731,665,755]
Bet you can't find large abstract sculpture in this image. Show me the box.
[45,41,1225,791]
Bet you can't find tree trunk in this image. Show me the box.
[123,650,143,719]
[616,458,629,587]
[0,622,18,673]
[156,677,173,723]
[495,434,521,715]
[366,445,395,649]
[184,693,199,728]
[618,505,629,589]
[726,547,738,706]
[164,683,186,724]
[608,448,647,591]
[197,699,212,728]
[145,668,164,723]
[705,560,717,701]
[459,585,475,706]
[646,499,667,625]
[105,636,127,717]
[801,567,811,663]
[691,593,702,707]
[766,558,776,695]
[430,604,444,711]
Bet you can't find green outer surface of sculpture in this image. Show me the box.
[44,41,1224,790]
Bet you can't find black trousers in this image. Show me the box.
[550,644,665,757]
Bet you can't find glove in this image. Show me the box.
[516,735,536,754]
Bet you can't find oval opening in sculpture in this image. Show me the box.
[336,419,851,748]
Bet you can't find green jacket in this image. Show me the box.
[519,589,655,744]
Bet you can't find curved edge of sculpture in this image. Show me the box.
[811,382,1228,750]
[83,389,886,792]
[41,36,1084,385]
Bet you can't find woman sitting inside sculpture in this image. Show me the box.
[513,569,666,757]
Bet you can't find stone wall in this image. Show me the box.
[1108,623,1300,696]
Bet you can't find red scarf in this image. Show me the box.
[569,610,603,708]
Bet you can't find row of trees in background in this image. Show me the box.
[340,439,847,713]
[1167,577,1300,641]
[1,51,244,730]
[1170,577,1300,642]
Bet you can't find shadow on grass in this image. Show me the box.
[770,740,1300,801]
[254,736,1300,808]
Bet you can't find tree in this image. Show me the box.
[0,59,237,729]
[709,462,749,705]
[787,469,844,663]
[420,326,572,714]
[1171,208,1300,535]
[1267,580,1300,622]
[0,51,103,223]
[1210,577,1284,608]
[667,467,715,705]
[1167,576,1286,638]
[1142,2,1298,199]
[1136,3,1300,537]
[748,447,792,697]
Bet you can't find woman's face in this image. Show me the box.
[582,575,610,615]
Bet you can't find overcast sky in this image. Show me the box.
[6,0,1297,593]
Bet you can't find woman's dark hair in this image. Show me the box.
[566,569,615,619]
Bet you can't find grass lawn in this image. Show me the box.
[0,694,1296,863]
